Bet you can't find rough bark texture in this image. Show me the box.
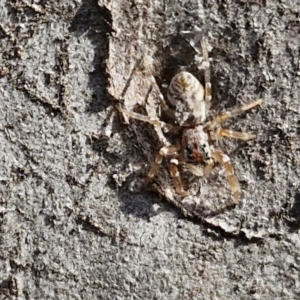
[0,0,300,299]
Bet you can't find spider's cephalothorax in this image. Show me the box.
[181,126,211,164]
[117,38,263,203]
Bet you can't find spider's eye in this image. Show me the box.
[200,142,210,160]
[186,144,193,152]
[185,144,194,160]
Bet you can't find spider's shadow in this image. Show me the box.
[69,0,155,218]
[287,187,300,227]
[70,0,112,113]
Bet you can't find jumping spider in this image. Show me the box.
[117,38,263,204]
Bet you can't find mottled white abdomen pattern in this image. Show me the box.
[167,71,206,126]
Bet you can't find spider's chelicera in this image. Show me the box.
[117,38,263,203]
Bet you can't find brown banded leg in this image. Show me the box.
[211,150,240,204]
[207,99,263,128]
[200,38,212,109]
[169,153,204,177]
[211,128,256,141]
[170,154,206,195]
[143,144,180,187]
[169,158,189,197]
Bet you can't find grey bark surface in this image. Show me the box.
[0,0,300,299]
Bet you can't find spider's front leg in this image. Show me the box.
[144,145,189,196]
[117,106,165,127]
[116,106,177,134]
[169,157,190,197]
[144,144,180,186]
[205,150,240,204]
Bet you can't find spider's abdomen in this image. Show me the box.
[167,71,206,127]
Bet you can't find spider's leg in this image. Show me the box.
[144,145,180,187]
[211,150,240,203]
[117,106,166,127]
[146,74,179,123]
[173,153,204,178]
[200,38,212,109]
[211,128,256,141]
[169,158,190,197]
[117,106,177,135]
[207,99,263,128]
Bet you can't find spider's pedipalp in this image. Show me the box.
[203,158,215,176]
[184,163,204,177]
